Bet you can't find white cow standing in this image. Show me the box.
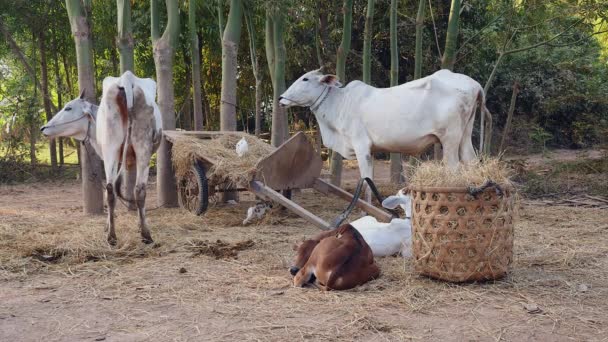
[279,68,490,202]
[41,71,162,245]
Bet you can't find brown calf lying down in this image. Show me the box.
[292,224,380,291]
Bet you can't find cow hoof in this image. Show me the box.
[107,235,117,246]
[141,234,154,244]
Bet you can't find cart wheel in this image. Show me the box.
[178,160,209,215]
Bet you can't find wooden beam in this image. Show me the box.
[163,130,253,143]
[313,178,393,223]
[250,181,331,230]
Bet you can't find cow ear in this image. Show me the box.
[79,89,86,99]
[85,112,96,123]
[382,195,402,210]
[320,74,341,87]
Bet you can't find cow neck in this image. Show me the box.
[310,85,345,125]
[83,104,102,156]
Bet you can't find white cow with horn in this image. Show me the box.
[41,71,162,245]
[278,68,490,202]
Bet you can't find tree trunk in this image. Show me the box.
[62,52,74,96]
[52,34,65,167]
[314,17,323,68]
[271,10,287,147]
[244,6,262,137]
[498,81,519,154]
[38,29,58,172]
[152,0,180,207]
[330,0,353,186]
[219,0,242,202]
[407,0,426,173]
[116,0,137,210]
[434,0,461,160]
[117,0,134,72]
[362,0,374,84]
[199,32,212,129]
[441,0,460,70]
[217,0,225,44]
[389,0,403,184]
[220,0,242,133]
[66,0,104,215]
[190,0,204,131]
[414,0,425,80]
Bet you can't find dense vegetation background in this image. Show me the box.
[1,0,607,182]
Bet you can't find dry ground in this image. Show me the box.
[1,161,608,341]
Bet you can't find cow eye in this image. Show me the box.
[302,78,309,81]
[65,107,72,111]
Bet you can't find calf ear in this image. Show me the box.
[320,74,341,87]
[382,195,403,210]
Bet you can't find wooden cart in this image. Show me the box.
[163,130,393,230]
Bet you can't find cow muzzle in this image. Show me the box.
[289,266,299,276]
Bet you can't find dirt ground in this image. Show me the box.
[1,160,607,341]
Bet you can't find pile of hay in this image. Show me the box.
[408,157,514,189]
[171,133,276,187]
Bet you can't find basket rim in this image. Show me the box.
[407,185,514,193]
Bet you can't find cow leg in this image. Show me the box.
[134,183,153,244]
[440,136,461,168]
[459,109,477,162]
[354,148,374,204]
[105,183,117,246]
[102,145,122,246]
[133,143,154,244]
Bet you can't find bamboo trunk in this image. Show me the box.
[66,0,104,214]
[244,7,262,137]
[330,0,353,186]
[117,0,137,209]
[190,0,204,131]
[117,0,134,72]
[219,0,242,132]
[271,11,287,147]
[38,29,58,172]
[499,82,519,154]
[152,0,180,207]
[389,0,403,184]
[435,0,461,160]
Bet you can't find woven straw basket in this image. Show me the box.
[410,186,515,282]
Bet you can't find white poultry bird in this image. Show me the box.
[235,137,249,157]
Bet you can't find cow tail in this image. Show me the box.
[115,85,133,188]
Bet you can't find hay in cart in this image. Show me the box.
[171,132,276,188]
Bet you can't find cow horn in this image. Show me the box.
[317,66,325,73]
[79,89,86,99]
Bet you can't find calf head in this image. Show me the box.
[382,189,412,218]
[40,90,96,140]
[279,68,342,109]
[289,229,338,276]
[290,239,319,276]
